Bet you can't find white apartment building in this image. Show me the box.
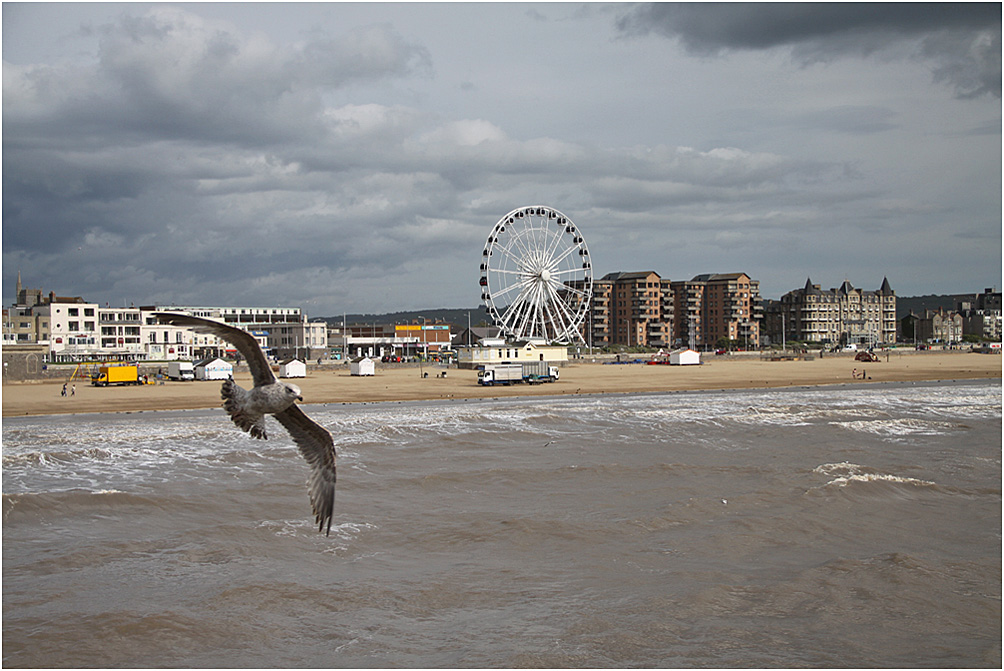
[141,305,328,361]
[36,299,101,361]
[6,286,327,362]
[99,307,145,358]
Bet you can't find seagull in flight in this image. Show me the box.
[155,312,336,535]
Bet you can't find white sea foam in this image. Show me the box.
[830,417,961,437]
[814,461,937,488]
[825,473,938,487]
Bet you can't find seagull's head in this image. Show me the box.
[284,383,303,402]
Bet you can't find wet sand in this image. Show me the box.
[3,351,999,418]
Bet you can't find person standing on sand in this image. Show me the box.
[71,385,76,396]
[61,383,67,397]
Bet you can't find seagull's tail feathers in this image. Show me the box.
[221,377,268,440]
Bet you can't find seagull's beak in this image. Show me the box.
[297,395,304,402]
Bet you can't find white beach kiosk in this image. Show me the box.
[350,356,375,376]
[669,348,701,365]
[279,358,307,378]
[195,357,233,381]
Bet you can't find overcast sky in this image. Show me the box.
[3,2,1001,317]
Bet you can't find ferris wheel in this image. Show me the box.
[479,206,593,343]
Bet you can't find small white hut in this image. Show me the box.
[195,357,233,381]
[279,358,307,378]
[350,356,375,376]
[669,348,701,365]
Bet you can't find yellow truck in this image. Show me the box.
[91,364,141,387]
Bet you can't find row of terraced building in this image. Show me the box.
[571,272,901,350]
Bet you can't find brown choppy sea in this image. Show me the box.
[3,379,1001,668]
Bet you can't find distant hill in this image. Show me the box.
[314,307,490,328]
[315,295,981,327]
[895,294,977,319]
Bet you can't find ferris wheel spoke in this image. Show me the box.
[527,229,550,268]
[542,282,578,340]
[495,240,529,268]
[511,225,543,259]
[494,277,531,304]
[542,228,569,268]
[555,281,591,299]
[491,267,527,277]
[489,272,530,296]
[542,281,566,337]
[541,292,563,341]
[501,233,529,262]
[550,266,588,280]
[547,241,580,269]
[516,294,537,339]
[500,284,534,334]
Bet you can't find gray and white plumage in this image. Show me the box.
[154,312,336,535]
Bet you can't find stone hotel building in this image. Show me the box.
[766,277,897,346]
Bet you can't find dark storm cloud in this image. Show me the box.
[2,7,434,286]
[617,3,1002,98]
[6,7,430,148]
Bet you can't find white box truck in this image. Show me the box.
[478,363,560,386]
[522,361,560,383]
[478,364,524,386]
[168,361,195,381]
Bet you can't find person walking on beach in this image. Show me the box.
[71,385,76,396]
[61,383,67,397]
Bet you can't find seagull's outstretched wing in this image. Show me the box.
[274,404,337,535]
[153,312,275,387]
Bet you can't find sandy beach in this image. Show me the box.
[2,350,999,418]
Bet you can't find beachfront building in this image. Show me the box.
[573,270,762,350]
[680,273,762,350]
[957,288,1002,341]
[98,307,145,359]
[903,308,964,345]
[457,337,569,369]
[3,306,48,346]
[669,277,704,349]
[395,323,452,357]
[7,286,145,361]
[140,305,328,361]
[337,322,453,359]
[769,278,897,347]
[36,295,100,361]
[572,271,673,349]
